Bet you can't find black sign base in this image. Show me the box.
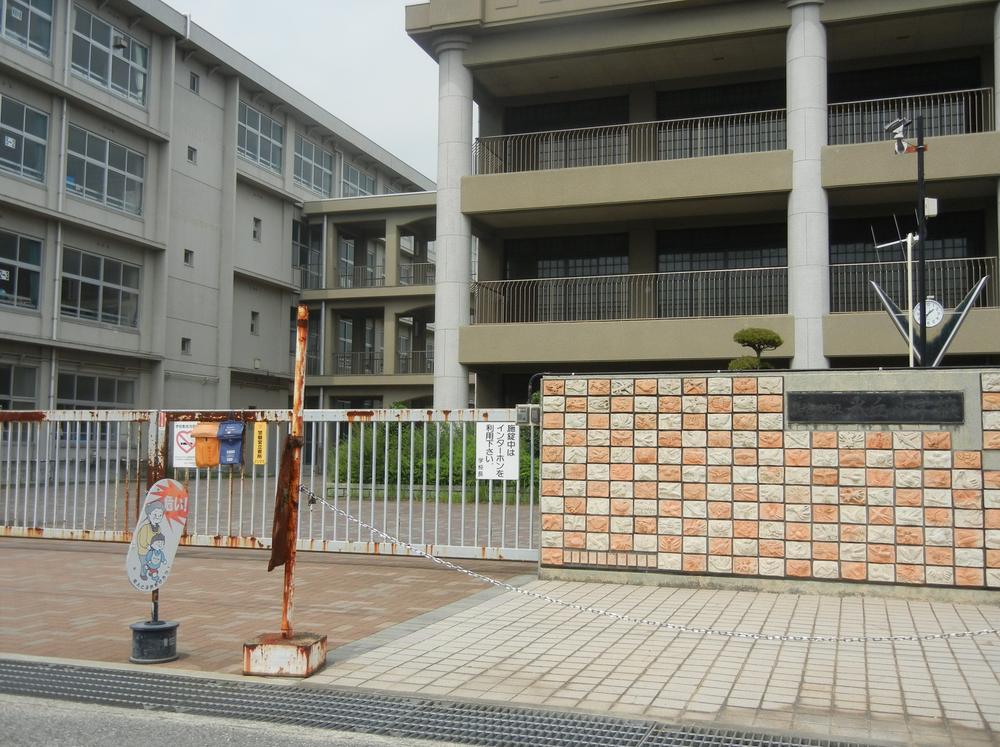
[787,391,964,425]
[129,620,179,664]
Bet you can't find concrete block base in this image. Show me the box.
[242,632,327,677]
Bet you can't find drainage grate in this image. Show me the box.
[0,659,878,747]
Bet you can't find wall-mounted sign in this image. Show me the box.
[171,422,197,468]
[253,422,268,465]
[476,422,519,481]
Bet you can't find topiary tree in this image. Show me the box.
[729,327,783,370]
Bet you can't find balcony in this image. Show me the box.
[473,109,787,175]
[397,350,433,374]
[337,265,385,289]
[399,262,436,286]
[473,268,788,324]
[334,351,384,375]
[828,88,994,146]
[829,256,999,314]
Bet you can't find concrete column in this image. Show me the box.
[433,36,474,408]
[217,75,240,405]
[995,2,999,253]
[384,218,399,287]
[785,0,829,369]
[383,305,397,375]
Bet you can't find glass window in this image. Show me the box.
[71,5,147,105]
[56,371,135,409]
[2,0,52,56]
[0,227,41,309]
[65,124,144,215]
[292,220,322,289]
[0,362,37,409]
[342,162,375,197]
[0,93,47,181]
[294,134,334,197]
[656,224,787,272]
[237,101,283,172]
[61,246,140,327]
[189,71,199,94]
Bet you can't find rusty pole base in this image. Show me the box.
[242,632,327,677]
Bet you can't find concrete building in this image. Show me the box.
[0,0,432,412]
[403,0,1000,408]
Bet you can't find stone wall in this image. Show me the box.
[539,371,1000,590]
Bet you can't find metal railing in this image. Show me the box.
[474,109,787,175]
[399,262,436,286]
[1,408,538,561]
[295,261,323,290]
[830,256,999,313]
[828,88,994,145]
[337,265,385,289]
[397,351,433,375]
[473,267,788,323]
[334,351,384,375]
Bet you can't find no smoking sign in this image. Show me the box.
[172,423,198,468]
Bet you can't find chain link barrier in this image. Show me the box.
[301,486,999,644]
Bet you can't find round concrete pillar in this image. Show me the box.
[433,36,474,408]
[785,0,829,369]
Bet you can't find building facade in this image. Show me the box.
[406,0,1000,408]
[0,0,432,413]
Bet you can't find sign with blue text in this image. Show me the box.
[126,479,189,592]
[476,422,519,481]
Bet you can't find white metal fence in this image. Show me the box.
[1,408,539,561]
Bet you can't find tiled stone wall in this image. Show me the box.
[540,374,1000,590]
[984,373,1000,450]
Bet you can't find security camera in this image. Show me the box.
[894,138,909,155]
[884,117,910,133]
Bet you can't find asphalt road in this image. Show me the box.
[1,693,470,747]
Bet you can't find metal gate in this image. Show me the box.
[1,408,539,561]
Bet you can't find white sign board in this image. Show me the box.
[126,479,189,592]
[476,422,519,481]
[172,422,197,468]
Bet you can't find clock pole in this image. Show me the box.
[915,115,928,367]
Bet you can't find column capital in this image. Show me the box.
[784,0,824,8]
[432,34,472,59]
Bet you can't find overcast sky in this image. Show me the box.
[163,0,440,182]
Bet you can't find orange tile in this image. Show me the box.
[926,547,953,566]
[542,413,564,429]
[759,540,784,557]
[894,450,922,469]
[588,414,610,429]
[609,464,633,481]
[658,431,682,448]
[867,544,895,564]
[611,397,633,412]
[759,431,783,448]
[543,380,565,396]
[896,526,924,545]
[840,525,865,543]
[953,489,982,509]
[812,431,837,448]
[565,430,586,446]
[924,507,952,526]
[812,468,838,486]
[541,514,563,531]
[785,449,811,466]
[587,481,610,497]
[565,464,586,480]
[658,465,682,481]
[566,396,587,412]
[707,466,732,483]
[708,501,732,519]
[839,487,866,504]
[683,448,707,465]
[786,523,810,541]
[923,470,951,488]
[658,396,681,413]
[954,451,982,469]
[812,542,838,560]
[587,447,610,463]
[658,500,682,517]
[565,497,586,514]
[838,449,865,468]
[587,516,610,533]
[734,449,758,466]
[683,483,707,500]
[541,480,563,496]
[707,396,733,413]
[733,557,758,575]
[636,379,657,395]
[760,503,784,521]
[541,548,564,565]
[986,509,1000,529]
[923,431,952,449]
[683,554,707,572]
[895,488,923,506]
[841,562,867,581]
[983,392,1000,410]
[955,567,984,587]
[707,431,732,447]
[634,448,656,464]
[868,506,894,525]
[866,432,893,449]
[542,446,564,463]
[733,520,758,538]
[733,485,758,502]
[708,538,732,555]
[682,378,707,395]
[733,378,757,394]
[659,536,682,552]
[635,517,657,534]
[866,469,893,487]
[610,430,633,447]
[955,528,983,548]
[787,560,811,577]
[635,414,657,430]
[813,505,838,523]
[897,564,924,584]
[758,395,783,413]
[610,499,633,516]
[683,519,707,536]
[987,549,1000,568]
[609,534,633,551]
[634,481,657,499]
[985,432,1000,450]
[565,532,586,549]
[588,379,611,395]
[984,470,1000,489]
[733,414,758,430]
[683,414,707,430]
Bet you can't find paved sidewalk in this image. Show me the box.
[2,538,1000,745]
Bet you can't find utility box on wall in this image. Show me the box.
[218,421,245,466]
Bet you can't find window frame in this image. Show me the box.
[0,362,37,410]
[65,124,144,215]
[60,246,141,328]
[0,92,48,182]
[189,71,199,94]
[1,0,53,57]
[342,162,375,197]
[238,100,283,172]
[293,134,334,197]
[71,4,149,106]
[56,370,135,409]
[0,226,42,310]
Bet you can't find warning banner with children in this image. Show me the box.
[126,478,190,593]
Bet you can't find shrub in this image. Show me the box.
[730,327,783,370]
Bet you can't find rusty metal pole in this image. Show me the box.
[280,304,308,639]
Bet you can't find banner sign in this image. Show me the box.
[126,479,189,592]
[476,422,519,481]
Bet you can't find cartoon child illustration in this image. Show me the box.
[136,499,164,561]
[142,533,167,581]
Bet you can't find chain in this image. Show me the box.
[300,486,999,644]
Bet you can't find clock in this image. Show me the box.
[913,298,944,328]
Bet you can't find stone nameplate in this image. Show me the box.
[787,391,964,424]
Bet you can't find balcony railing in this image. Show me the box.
[399,262,436,286]
[830,256,998,313]
[337,265,385,289]
[397,350,433,374]
[473,268,788,324]
[473,109,787,175]
[828,88,994,145]
[334,351,384,375]
[295,261,323,290]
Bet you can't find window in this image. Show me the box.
[2,0,52,56]
[71,5,148,105]
[61,247,140,327]
[294,134,334,197]
[57,371,135,409]
[0,227,41,309]
[342,162,375,197]
[250,310,259,335]
[66,124,144,214]
[0,363,36,410]
[0,94,47,181]
[186,145,197,164]
[292,220,322,289]
[182,248,193,266]
[180,337,191,355]
[238,101,282,171]
[189,71,199,94]
[252,217,261,241]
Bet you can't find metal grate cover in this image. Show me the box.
[0,659,879,747]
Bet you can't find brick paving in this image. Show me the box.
[0,537,529,675]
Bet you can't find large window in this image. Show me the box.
[61,247,140,327]
[71,5,148,105]
[294,135,334,197]
[238,101,283,172]
[342,162,375,197]
[830,212,986,265]
[66,124,144,215]
[0,94,47,181]
[656,224,787,272]
[2,0,52,56]
[0,363,36,410]
[0,227,41,309]
[57,371,135,408]
[292,219,322,289]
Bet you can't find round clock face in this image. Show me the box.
[913,299,944,328]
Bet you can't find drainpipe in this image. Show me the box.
[48,97,68,408]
